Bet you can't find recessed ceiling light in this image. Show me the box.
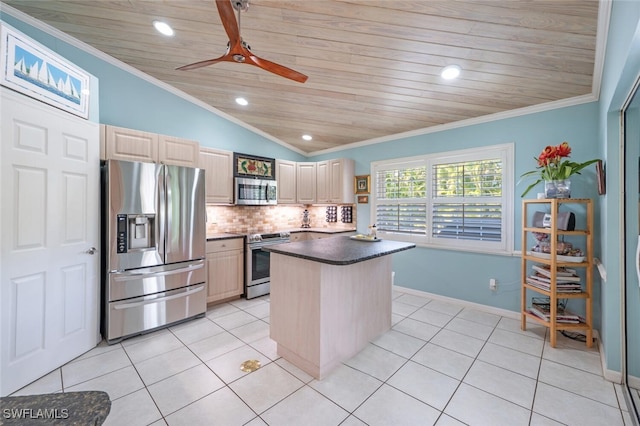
[235,97,249,106]
[153,21,174,36]
[302,134,313,141]
[441,65,461,80]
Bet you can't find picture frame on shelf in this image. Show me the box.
[355,175,370,194]
[0,23,90,119]
[357,195,369,204]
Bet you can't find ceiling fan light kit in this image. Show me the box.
[177,0,308,83]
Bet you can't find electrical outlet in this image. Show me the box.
[489,278,497,291]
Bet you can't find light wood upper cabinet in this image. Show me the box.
[329,158,355,204]
[206,238,244,304]
[102,125,200,167]
[296,162,317,204]
[158,135,199,167]
[276,159,297,204]
[200,147,234,204]
[103,125,159,163]
[315,158,355,204]
[277,158,354,205]
[316,160,330,203]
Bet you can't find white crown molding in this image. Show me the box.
[592,0,612,98]
[0,2,307,157]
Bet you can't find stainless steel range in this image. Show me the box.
[245,232,290,299]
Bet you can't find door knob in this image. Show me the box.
[86,247,97,255]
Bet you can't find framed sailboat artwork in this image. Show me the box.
[0,23,90,119]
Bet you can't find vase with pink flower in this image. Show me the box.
[520,142,599,198]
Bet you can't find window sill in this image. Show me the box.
[378,233,516,257]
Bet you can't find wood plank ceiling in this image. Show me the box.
[3,0,601,154]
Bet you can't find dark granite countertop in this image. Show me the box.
[206,233,245,241]
[287,228,356,234]
[263,235,415,265]
[0,391,111,425]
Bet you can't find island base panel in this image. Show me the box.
[270,253,392,379]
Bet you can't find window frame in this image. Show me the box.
[370,143,514,255]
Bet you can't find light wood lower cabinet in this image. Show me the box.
[307,232,332,240]
[206,238,244,304]
[289,232,307,242]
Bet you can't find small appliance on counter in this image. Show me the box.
[301,209,311,228]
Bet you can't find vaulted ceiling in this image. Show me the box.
[3,0,603,154]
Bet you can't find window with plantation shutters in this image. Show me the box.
[371,144,514,254]
[431,159,502,242]
[375,165,427,236]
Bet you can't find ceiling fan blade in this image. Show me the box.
[249,54,308,83]
[176,54,230,71]
[216,0,240,46]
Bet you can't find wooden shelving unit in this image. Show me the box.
[521,198,593,348]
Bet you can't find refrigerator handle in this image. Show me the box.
[158,165,166,260]
[113,285,205,310]
[111,263,204,281]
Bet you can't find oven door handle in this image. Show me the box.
[112,263,204,281]
[247,241,289,250]
[113,285,205,310]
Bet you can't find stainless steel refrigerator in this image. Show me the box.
[102,159,206,343]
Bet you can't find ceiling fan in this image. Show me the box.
[176,0,308,83]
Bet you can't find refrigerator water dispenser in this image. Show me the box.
[116,214,155,252]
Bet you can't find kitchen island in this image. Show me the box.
[264,236,415,379]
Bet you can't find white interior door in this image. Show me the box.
[0,88,100,396]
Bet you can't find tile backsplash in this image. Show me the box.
[206,205,357,235]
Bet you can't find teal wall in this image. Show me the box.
[312,103,602,318]
[0,9,305,162]
[5,1,640,376]
[597,0,640,376]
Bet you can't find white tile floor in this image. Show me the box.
[11,290,635,426]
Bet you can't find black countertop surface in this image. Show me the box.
[0,391,111,425]
[206,233,245,241]
[263,235,415,265]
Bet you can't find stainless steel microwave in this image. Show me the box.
[235,177,277,205]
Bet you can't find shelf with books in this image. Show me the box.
[520,198,593,348]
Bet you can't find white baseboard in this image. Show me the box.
[629,374,640,389]
[393,285,624,384]
[393,285,520,320]
[596,331,623,384]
